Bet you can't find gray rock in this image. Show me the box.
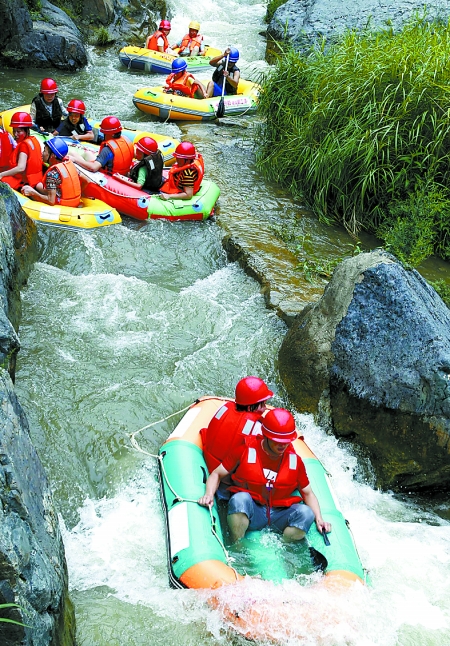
[279,250,450,491]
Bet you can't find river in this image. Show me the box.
[2,0,450,643]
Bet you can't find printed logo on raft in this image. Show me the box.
[223,97,252,107]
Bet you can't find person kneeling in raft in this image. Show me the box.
[113,136,164,193]
[159,141,204,201]
[198,408,332,543]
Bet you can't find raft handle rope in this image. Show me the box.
[345,519,370,583]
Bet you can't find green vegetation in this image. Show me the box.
[93,27,114,46]
[265,0,286,24]
[0,603,29,627]
[255,15,450,267]
[24,0,41,11]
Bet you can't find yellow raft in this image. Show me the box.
[119,46,222,74]
[133,79,260,122]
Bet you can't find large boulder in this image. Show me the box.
[279,250,450,492]
[267,0,450,52]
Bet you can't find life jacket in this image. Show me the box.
[146,30,170,51]
[212,62,239,95]
[44,159,81,207]
[2,136,43,189]
[229,436,303,508]
[160,155,204,195]
[129,150,164,191]
[57,117,90,138]
[165,71,198,97]
[179,33,203,53]
[32,94,64,130]
[200,401,263,473]
[100,136,134,175]
[0,129,14,171]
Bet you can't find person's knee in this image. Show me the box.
[289,504,315,532]
[228,492,253,518]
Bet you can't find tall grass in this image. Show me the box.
[255,15,450,265]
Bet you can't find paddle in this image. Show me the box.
[216,53,229,119]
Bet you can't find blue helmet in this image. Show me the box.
[172,58,187,73]
[45,137,68,160]
[228,47,239,63]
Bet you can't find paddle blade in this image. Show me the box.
[216,97,225,118]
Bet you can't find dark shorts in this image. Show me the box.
[227,491,315,533]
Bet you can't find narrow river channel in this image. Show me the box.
[1,0,450,643]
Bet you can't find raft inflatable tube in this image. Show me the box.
[0,106,179,167]
[10,188,121,231]
[133,79,260,122]
[158,398,366,636]
[75,165,220,221]
[119,45,222,74]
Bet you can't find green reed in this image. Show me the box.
[255,15,450,265]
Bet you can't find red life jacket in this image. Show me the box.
[229,436,303,507]
[146,30,170,51]
[44,159,81,207]
[0,130,14,172]
[2,136,43,189]
[165,71,197,97]
[160,155,204,195]
[100,136,134,175]
[200,401,263,473]
[179,33,203,53]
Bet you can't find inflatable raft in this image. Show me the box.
[119,45,222,74]
[158,398,366,636]
[75,165,220,221]
[133,79,260,122]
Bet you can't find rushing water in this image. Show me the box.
[2,0,450,643]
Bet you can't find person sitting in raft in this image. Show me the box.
[172,20,205,57]
[159,141,204,201]
[68,116,134,176]
[198,408,332,544]
[21,138,81,207]
[54,99,97,143]
[163,58,207,98]
[0,126,16,174]
[200,376,274,499]
[0,112,43,190]
[113,136,164,193]
[30,78,68,133]
[205,47,240,98]
[146,19,175,53]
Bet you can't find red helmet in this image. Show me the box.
[159,19,171,30]
[136,136,158,155]
[40,78,58,94]
[261,408,297,443]
[235,376,273,406]
[67,99,86,114]
[10,112,33,128]
[100,116,122,134]
[174,141,196,159]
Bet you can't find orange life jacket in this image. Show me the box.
[229,436,304,507]
[2,136,43,189]
[146,30,170,51]
[0,130,14,171]
[165,71,198,97]
[179,33,203,53]
[100,136,134,175]
[160,155,204,195]
[44,159,81,207]
[200,401,263,473]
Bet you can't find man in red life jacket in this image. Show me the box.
[198,408,332,543]
[146,19,174,53]
[0,112,43,190]
[164,58,207,98]
[69,116,134,176]
[172,21,205,57]
[21,138,81,207]
[159,141,204,201]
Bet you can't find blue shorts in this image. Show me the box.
[212,82,226,97]
[227,491,315,534]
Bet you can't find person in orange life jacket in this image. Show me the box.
[54,99,96,142]
[0,127,16,173]
[205,47,240,98]
[30,78,68,133]
[200,376,274,489]
[68,116,134,176]
[21,138,81,207]
[172,20,205,57]
[164,58,207,98]
[146,19,175,53]
[0,112,43,190]
[159,141,204,201]
[113,136,164,193]
[198,408,332,543]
